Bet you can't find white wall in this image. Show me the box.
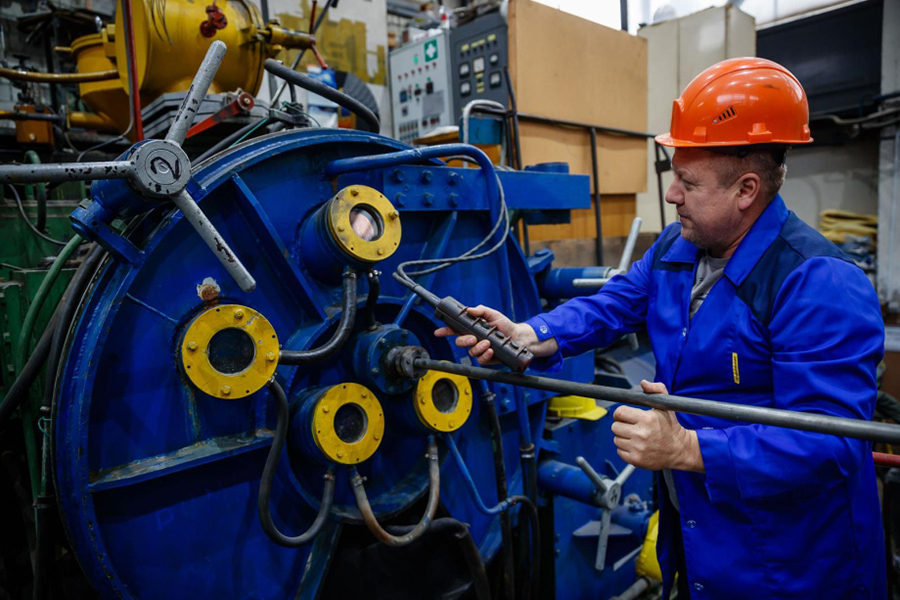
[878,0,900,311]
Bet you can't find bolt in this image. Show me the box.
[392,169,405,183]
[422,170,433,183]
[362,392,368,398]
[423,193,434,206]
[419,396,427,405]
[337,451,344,458]
[374,434,380,441]
[234,309,244,319]
[394,193,406,207]
[187,341,198,351]
[449,193,459,206]
[266,352,276,361]
[449,420,455,427]
[371,368,379,375]
[350,188,359,197]
[338,225,345,232]
[377,248,385,256]
[464,388,470,395]
[388,210,399,220]
[323,405,330,413]
[221,386,231,396]
[448,172,459,186]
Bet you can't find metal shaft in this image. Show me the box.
[0,161,133,184]
[166,41,227,147]
[412,358,900,445]
[172,190,256,292]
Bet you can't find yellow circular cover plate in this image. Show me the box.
[312,383,385,464]
[327,185,401,263]
[415,367,473,432]
[180,304,279,399]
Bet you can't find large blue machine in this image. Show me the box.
[0,44,656,600]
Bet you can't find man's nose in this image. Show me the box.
[665,183,682,205]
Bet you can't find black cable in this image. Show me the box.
[264,59,380,133]
[0,310,59,423]
[258,379,335,547]
[481,383,515,600]
[37,244,105,600]
[508,495,540,600]
[6,184,68,247]
[280,270,357,365]
[385,518,491,600]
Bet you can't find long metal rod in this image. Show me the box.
[589,128,603,265]
[413,358,900,445]
[0,161,133,184]
[172,190,256,292]
[167,41,227,146]
[469,105,656,139]
[0,66,118,84]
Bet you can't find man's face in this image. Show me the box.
[665,148,742,252]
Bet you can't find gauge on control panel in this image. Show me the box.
[459,62,470,77]
[473,57,485,74]
[460,81,471,96]
[489,72,502,88]
[490,53,499,66]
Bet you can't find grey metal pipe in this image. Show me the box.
[171,190,256,292]
[0,160,133,184]
[572,277,613,289]
[611,577,651,600]
[166,41,227,147]
[618,217,643,272]
[411,358,900,445]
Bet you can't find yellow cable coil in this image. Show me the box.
[819,209,877,245]
[634,510,662,582]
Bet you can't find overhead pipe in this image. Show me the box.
[0,66,118,84]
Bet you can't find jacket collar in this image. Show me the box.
[658,194,789,285]
[724,194,788,286]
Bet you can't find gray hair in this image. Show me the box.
[713,149,788,200]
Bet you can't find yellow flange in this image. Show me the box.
[180,304,279,400]
[327,185,401,263]
[312,383,385,465]
[414,368,473,432]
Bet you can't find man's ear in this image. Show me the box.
[735,173,761,211]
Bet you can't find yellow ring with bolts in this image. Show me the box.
[327,185,401,263]
[180,304,279,400]
[312,383,385,465]
[415,368,473,432]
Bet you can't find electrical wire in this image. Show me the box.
[396,173,509,282]
[6,184,69,246]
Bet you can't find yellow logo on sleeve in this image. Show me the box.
[732,352,740,385]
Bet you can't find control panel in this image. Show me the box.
[450,11,509,118]
[389,32,455,143]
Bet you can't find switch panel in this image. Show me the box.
[390,31,454,143]
[450,11,510,119]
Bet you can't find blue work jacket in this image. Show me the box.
[526,196,886,599]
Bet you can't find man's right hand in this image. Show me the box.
[434,304,559,365]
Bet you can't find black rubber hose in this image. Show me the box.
[264,59,381,133]
[363,269,380,330]
[386,518,491,600]
[0,309,59,423]
[280,270,357,365]
[480,382,515,600]
[508,495,540,600]
[36,244,105,600]
[258,379,335,547]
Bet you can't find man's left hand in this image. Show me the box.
[611,380,705,473]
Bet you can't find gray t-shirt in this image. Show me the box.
[664,252,730,512]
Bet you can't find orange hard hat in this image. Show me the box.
[656,57,813,148]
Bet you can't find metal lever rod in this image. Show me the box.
[410,357,900,445]
[0,160,134,184]
[166,40,227,147]
[576,456,609,495]
[171,190,256,292]
[617,217,643,273]
[614,463,636,487]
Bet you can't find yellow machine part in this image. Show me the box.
[180,304,280,400]
[328,186,402,264]
[69,0,315,136]
[635,510,663,582]
[547,395,608,421]
[414,368,473,433]
[312,383,385,465]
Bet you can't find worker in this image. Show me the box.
[436,58,886,599]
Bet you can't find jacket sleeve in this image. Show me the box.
[523,232,659,371]
[696,256,884,504]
